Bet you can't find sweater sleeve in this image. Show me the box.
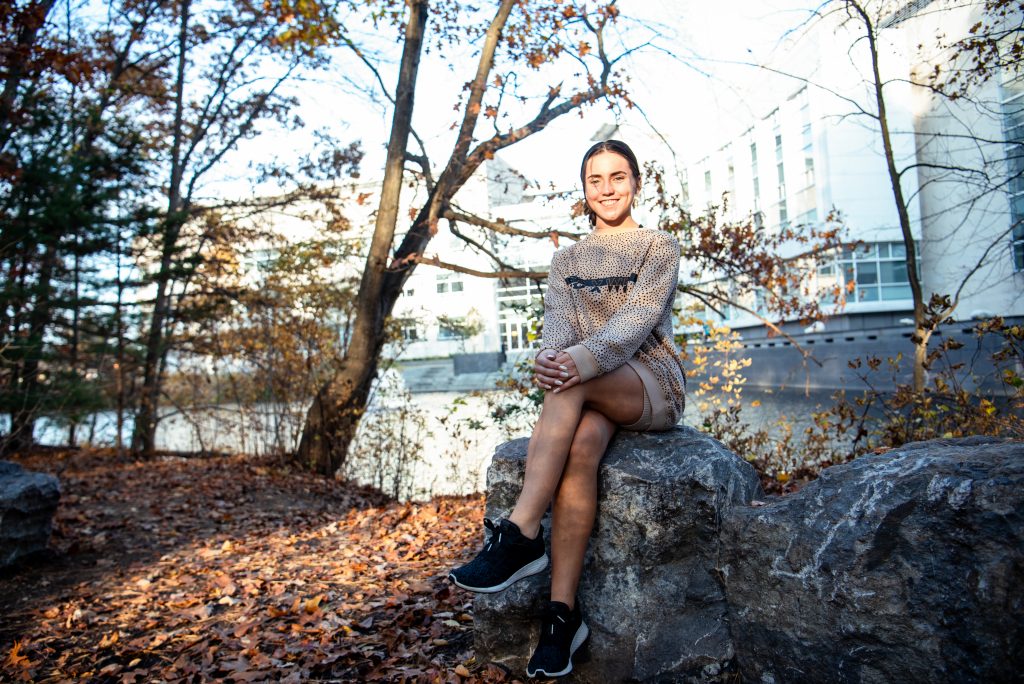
[564,233,680,382]
[539,249,578,354]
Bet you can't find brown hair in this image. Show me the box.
[579,139,641,226]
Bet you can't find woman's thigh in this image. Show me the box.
[577,363,646,426]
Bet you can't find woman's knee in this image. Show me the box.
[566,415,611,472]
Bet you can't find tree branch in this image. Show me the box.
[444,208,582,242]
[398,254,547,280]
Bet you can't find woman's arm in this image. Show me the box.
[562,232,680,383]
[539,250,577,353]
[534,250,579,390]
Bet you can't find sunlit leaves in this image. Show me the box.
[0,448,491,682]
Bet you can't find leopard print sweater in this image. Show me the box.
[540,227,686,427]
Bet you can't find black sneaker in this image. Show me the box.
[448,518,548,593]
[526,600,589,678]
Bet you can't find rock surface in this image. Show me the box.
[721,436,1024,683]
[472,426,762,682]
[0,460,61,568]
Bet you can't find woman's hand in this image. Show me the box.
[534,349,581,393]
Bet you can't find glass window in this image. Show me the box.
[1000,49,1023,270]
[857,261,878,285]
[498,270,545,351]
[819,241,918,304]
[438,319,464,340]
[858,285,880,302]
[890,242,907,258]
[400,320,420,341]
[882,284,912,300]
[437,272,464,294]
[880,260,907,283]
[795,208,818,226]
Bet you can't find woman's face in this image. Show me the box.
[584,150,638,229]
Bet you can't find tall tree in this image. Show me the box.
[130,0,337,456]
[755,0,1022,392]
[0,0,158,452]
[846,0,1022,391]
[295,0,636,474]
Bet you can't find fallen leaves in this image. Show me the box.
[0,448,512,682]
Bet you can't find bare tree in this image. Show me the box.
[295,0,639,475]
[753,0,1022,392]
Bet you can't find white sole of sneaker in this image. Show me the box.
[448,554,549,593]
[526,620,589,678]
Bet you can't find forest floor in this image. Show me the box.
[0,448,517,683]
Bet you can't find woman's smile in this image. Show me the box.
[584,150,639,230]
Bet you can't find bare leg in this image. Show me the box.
[508,364,644,539]
[550,409,616,608]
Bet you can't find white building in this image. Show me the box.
[383,156,582,362]
[667,0,1022,333]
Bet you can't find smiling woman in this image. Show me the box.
[448,139,687,678]
[581,140,642,231]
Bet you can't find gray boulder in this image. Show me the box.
[473,426,762,682]
[0,460,61,568]
[720,436,1024,683]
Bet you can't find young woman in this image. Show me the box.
[449,139,686,678]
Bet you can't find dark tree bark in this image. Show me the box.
[847,0,929,392]
[0,0,58,152]
[131,0,192,457]
[296,0,617,475]
[296,0,431,475]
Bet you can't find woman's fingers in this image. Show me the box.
[533,349,583,391]
[552,375,581,393]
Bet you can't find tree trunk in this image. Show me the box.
[0,0,58,152]
[294,0,429,475]
[851,0,928,392]
[2,241,58,455]
[68,248,80,447]
[131,0,191,457]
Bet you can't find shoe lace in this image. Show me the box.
[540,606,570,644]
[482,518,503,553]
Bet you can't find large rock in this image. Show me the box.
[473,426,762,682]
[0,460,61,568]
[721,436,1024,683]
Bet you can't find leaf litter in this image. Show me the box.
[0,448,520,683]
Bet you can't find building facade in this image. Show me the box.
[671,0,1022,335]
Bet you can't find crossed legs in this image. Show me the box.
[508,363,646,608]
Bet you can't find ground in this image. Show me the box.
[0,449,517,683]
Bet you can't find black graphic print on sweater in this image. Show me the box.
[565,273,638,293]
